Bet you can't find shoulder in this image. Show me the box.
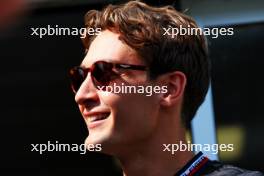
[206,164,264,176]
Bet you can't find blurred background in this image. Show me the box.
[0,0,263,175]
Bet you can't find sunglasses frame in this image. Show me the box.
[69,60,147,93]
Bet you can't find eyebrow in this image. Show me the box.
[79,58,115,68]
[79,59,147,70]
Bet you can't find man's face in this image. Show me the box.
[75,30,161,153]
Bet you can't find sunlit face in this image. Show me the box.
[75,30,160,154]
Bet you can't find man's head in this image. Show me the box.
[72,1,210,154]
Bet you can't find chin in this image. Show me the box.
[85,129,110,146]
[86,130,125,155]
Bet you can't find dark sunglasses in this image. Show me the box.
[69,61,147,93]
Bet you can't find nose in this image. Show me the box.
[75,72,99,107]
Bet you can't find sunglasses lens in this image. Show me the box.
[69,67,86,93]
[92,62,114,86]
[69,62,118,93]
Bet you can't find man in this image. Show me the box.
[69,1,263,176]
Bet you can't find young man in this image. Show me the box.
[69,1,263,176]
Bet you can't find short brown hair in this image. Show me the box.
[82,1,210,127]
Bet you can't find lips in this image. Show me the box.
[87,113,110,123]
[83,110,110,129]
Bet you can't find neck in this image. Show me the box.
[121,150,194,176]
[116,119,194,176]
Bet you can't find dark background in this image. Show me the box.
[0,0,263,175]
[210,22,264,170]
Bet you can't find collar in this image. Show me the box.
[174,152,209,176]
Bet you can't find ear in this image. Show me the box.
[159,71,187,107]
